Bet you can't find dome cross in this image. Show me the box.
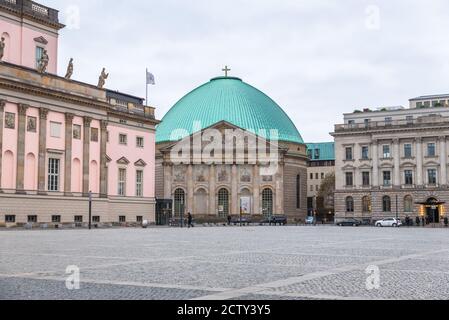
[222,65,231,77]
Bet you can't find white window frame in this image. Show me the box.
[119,134,128,145]
[48,158,60,191]
[118,168,126,196]
[136,136,144,148]
[136,170,143,197]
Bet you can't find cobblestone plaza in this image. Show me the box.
[1,226,449,300]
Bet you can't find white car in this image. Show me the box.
[375,218,402,228]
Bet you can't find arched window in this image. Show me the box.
[218,188,229,217]
[383,196,391,212]
[262,188,274,217]
[404,195,413,213]
[346,196,354,213]
[362,196,371,213]
[174,189,185,216]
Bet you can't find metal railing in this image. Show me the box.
[335,116,449,132]
[0,0,60,24]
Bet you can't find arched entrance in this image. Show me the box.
[425,198,441,224]
[174,189,185,217]
[217,188,230,218]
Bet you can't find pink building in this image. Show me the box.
[0,0,159,226]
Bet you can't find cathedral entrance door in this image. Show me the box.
[426,198,440,224]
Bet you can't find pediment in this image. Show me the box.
[400,161,416,168]
[34,36,48,45]
[342,164,355,170]
[424,160,440,167]
[359,164,372,170]
[105,155,112,163]
[116,157,130,165]
[134,159,147,167]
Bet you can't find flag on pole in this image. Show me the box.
[146,70,155,85]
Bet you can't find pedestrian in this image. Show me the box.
[227,215,232,226]
[405,216,410,227]
[416,216,420,227]
[445,217,448,228]
[187,212,193,228]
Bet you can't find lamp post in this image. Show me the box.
[88,191,92,230]
[395,195,399,220]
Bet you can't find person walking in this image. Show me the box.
[187,212,193,229]
[227,215,232,226]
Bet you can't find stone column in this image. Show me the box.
[209,165,216,215]
[16,104,28,194]
[393,138,401,187]
[187,164,194,214]
[99,120,108,198]
[416,138,423,186]
[253,164,260,215]
[275,163,284,214]
[37,108,49,194]
[0,100,5,192]
[231,164,238,215]
[439,136,447,186]
[163,163,172,199]
[64,113,74,196]
[82,116,92,196]
[372,140,379,187]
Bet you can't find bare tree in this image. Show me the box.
[317,172,335,211]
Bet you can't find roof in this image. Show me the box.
[409,94,449,101]
[156,76,303,144]
[306,142,335,161]
[106,90,144,105]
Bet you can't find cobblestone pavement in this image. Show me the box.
[1,226,449,300]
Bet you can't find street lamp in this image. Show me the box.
[88,191,92,230]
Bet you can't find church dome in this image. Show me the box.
[156,76,304,144]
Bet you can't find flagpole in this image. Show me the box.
[146,68,148,106]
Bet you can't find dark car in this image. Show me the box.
[231,216,252,226]
[261,215,288,226]
[336,218,362,227]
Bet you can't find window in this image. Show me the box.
[296,175,301,209]
[73,125,81,140]
[50,122,62,138]
[383,196,391,212]
[385,117,393,126]
[345,147,353,161]
[361,146,369,160]
[346,197,354,213]
[217,188,230,217]
[362,172,370,186]
[404,144,412,158]
[119,216,126,223]
[316,185,319,192]
[91,216,99,223]
[48,158,60,191]
[348,120,355,127]
[28,215,38,223]
[5,215,16,223]
[310,173,314,180]
[136,136,144,148]
[416,102,423,108]
[314,148,320,159]
[262,189,274,217]
[404,196,413,213]
[136,170,143,197]
[383,145,391,158]
[315,173,319,180]
[74,216,83,223]
[307,149,312,159]
[427,143,436,157]
[35,46,44,68]
[406,116,414,125]
[362,196,371,213]
[91,128,99,142]
[428,169,437,185]
[120,119,127,124]
[118,168,126,196]
[404,170,413,185]
[364,119,370,128]
[345,172,354,187]
[52,215,61,223]
[119,134,127,145]
[310,185,314,192]
[383,171,391,186]
[321,173,325,179]
[137,216,143,223]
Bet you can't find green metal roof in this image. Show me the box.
[156,76,304,144]
[306,142,335,161]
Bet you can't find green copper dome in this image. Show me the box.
[156,76,304,144]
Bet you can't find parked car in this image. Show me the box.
[231,216,252,225]
[305,216,316,225]
[336,218,362,227]
[375,218,402,228]
[261,215,288,226]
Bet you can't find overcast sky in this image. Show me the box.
[44,0,449,142]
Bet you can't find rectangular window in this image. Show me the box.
[406,116,414,125]
[314,148,320,159]
[50,122,62,138]
[310,173,313,180]
[416,102,423,108]
[137,216,143,223]
[364,119,370,128]
[427,143,436,157]
[404,170,413,185]
[321,173,325,179]
[345,147,353,161]
[383,145,391,158]
[361,146,369,160]
[119,134,127,145]
[118,168,126,196]
[383,171,391,186]
[28,215,38,223]
[91,128,99,142]
[310,185,314,192]
[315,173,319,180]
[404,144,412,158]
[35,46,44,68]
[307,149,312,159]
[345,172,354,187]
[74,216,83,223]
[428,169,437,185]
[73,124,81,140]
[348,120,355,128]
[93,216,101,223]
[5,215,16,223]
[136,136,144,148]
[136,170,143,197]
[362,172,370,186]
[48,158,60,191]
[119,216,126,223]
[52,215,61,223]
[385,117,393,126]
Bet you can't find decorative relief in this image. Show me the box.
[217,166,229,182]
[27,116,37,132]
[39,108,49,120]
[240,167,252,183]
[174,166,186,183]
[195,166,207,182]
[262,175,273,182]
[91,128,99,142]
[4,112,15,129]
[73,124,81,140]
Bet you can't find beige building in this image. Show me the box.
[332,96,449,224]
